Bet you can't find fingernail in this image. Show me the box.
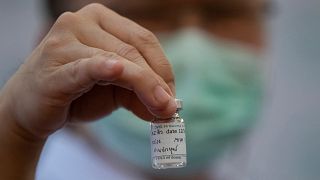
[154,85,171,104]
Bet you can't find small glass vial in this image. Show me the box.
[150,99,187,169]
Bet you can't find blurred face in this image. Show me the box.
[49,0,270,50]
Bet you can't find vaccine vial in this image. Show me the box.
[150,99,187,169]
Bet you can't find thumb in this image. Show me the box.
[50,52,176,118]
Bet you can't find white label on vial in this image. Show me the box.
[150,122,187,164]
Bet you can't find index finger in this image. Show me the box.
[77,3,176,95]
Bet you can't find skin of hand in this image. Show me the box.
[0,3,176,179]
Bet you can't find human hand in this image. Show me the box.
[0,3,176,139]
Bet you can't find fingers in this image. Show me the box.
[44,40,106,63]
[54,52,176,118]
[74,22,149,70]
[77,4,176,95]
[44,5,177,118]
[71,23,174,97]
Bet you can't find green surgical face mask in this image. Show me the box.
[90,29,263,174]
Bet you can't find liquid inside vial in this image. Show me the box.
[150,99,187,169]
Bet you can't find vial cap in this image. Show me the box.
[175,99,183,109]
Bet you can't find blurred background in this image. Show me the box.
[0,0,320,179]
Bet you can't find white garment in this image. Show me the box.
[214,0,320,179]
[36,129,146,180]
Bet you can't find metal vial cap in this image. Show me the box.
[175,99,183,110]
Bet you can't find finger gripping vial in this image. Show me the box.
[150,99,187,169]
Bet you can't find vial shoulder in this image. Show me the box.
[152,115,184,123]
[171,112,184,122]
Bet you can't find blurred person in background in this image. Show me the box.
[0,0,271,180]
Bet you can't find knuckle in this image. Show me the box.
[134,68,147,81]
[153,57,175,82]
[55,12,78,26]
[161,62,174,76]
[43,35,65,51]
[102,52,120,60]
[117,44,141,59]
[90,48,106,57]
[70,60,81,79]
[134,68,155,83]
[135,28,159,46]
[158,58,172,69]
[70,60,91,89]
[85,3,106,12]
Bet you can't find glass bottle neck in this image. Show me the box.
[153,110,183,123]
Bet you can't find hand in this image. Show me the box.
[0,3,176,140]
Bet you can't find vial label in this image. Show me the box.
[150,121,187,168]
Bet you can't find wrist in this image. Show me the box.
[0,89,46,179]
[0,84,43,140]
